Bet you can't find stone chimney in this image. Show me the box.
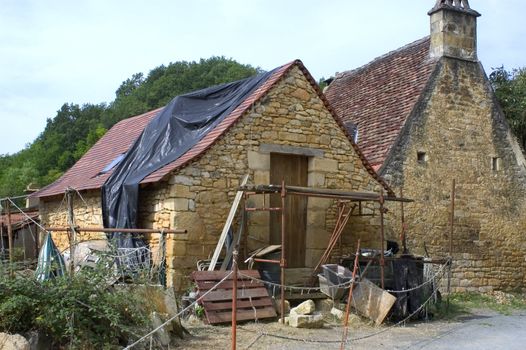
[428,0,481,61]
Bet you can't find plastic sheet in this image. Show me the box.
[35,232,66,281]
[102,69,276,250]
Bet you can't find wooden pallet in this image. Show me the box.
[191,270,277,324]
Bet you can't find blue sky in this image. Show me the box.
[1,0,524,154]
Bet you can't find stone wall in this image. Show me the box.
[39,191,105,249]
[39,65,386,290]
[151,65,385,289]
[383,58,526,292]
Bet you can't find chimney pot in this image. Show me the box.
[428,0,481,61]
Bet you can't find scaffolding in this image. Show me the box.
[237,182,413,323]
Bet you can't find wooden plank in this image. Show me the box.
[196,279,264,291]
[201,287,270,302]
[255,245,281,257]
[270,154,307,268]
[203,298,273,311]
[191,269,260,281]
[352,278,396,325]
[206,307,277,324]
[192,268,276,324]
[220,207,246,271]
[208,174,249,271]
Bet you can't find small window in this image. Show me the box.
[491,157,501,171]
[417,151,428,164]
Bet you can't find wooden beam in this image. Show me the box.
[208,175,249,271]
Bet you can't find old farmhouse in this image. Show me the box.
[34,60,391,289]
[325,0,526,292]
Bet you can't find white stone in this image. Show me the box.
[0,333,30,350]
[308,172,326,187]
[330,307,345,320]
[247,151,270,170]
[290,299,315,315]
[308,157,338,172]
[288,312,324,328]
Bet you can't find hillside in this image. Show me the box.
[0,57,260,198]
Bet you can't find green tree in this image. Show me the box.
[490,66,526,151]
[0,56,260,198]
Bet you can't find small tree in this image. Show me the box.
[490,66,526,151]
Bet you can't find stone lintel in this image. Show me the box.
[258,143,324,157]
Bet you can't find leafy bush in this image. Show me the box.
[0,265,151,349]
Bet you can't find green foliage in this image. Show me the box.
[318,77,328,91]
[0,56,259,198]
[105,56,260,125]
[433,292,526,320]
[0,267,150,349]
[490,66,526,151]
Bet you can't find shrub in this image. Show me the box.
[0,264,151,349]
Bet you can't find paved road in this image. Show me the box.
[389,312,526,350]
[179,310,526,349]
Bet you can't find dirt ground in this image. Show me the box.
[172,309,526,350]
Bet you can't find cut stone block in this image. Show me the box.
[290,299,315,315]
[288,312,324,328]
[331,307,345,320]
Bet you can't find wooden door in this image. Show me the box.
[270,153,308,268]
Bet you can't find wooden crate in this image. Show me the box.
[191,270,277,324]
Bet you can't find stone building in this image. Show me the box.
[325,0,526,292]
[33,60,391,289]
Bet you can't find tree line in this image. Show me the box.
[0,62,525,199]
[0,57,260,198]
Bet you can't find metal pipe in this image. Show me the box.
[252,258,280,264]
[6,200,13,276]
[447,179,456,313]
[449,179,455,257]
[244,207,282,212]
[379,191,385,290]
[280,180,286,325]
[400,187,408,254]
[241,193,249,261]
[66,189,76,276]
[340,239,361,349]
[45,227,187,234]
[231,249,238,350]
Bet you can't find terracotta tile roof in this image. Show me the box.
[34,109,161,198]
[325,37,438,170]
[0,210,39,229]
[35,60,393,199]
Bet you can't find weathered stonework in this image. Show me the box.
[429,1,480,61]
[39,192,105,249]
[40,66,385,291]
[383,58,526,292]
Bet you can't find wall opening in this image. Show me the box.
[491,157,501,171]
[417,151,428,164]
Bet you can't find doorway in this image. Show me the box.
[269,153,308,268]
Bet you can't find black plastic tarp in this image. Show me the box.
[102,68,276,250]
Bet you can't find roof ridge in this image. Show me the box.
[334,36,432,81]
[112,107,163,127]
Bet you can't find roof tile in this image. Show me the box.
[325,37,437,169]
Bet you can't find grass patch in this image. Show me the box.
[433,291,526,320]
